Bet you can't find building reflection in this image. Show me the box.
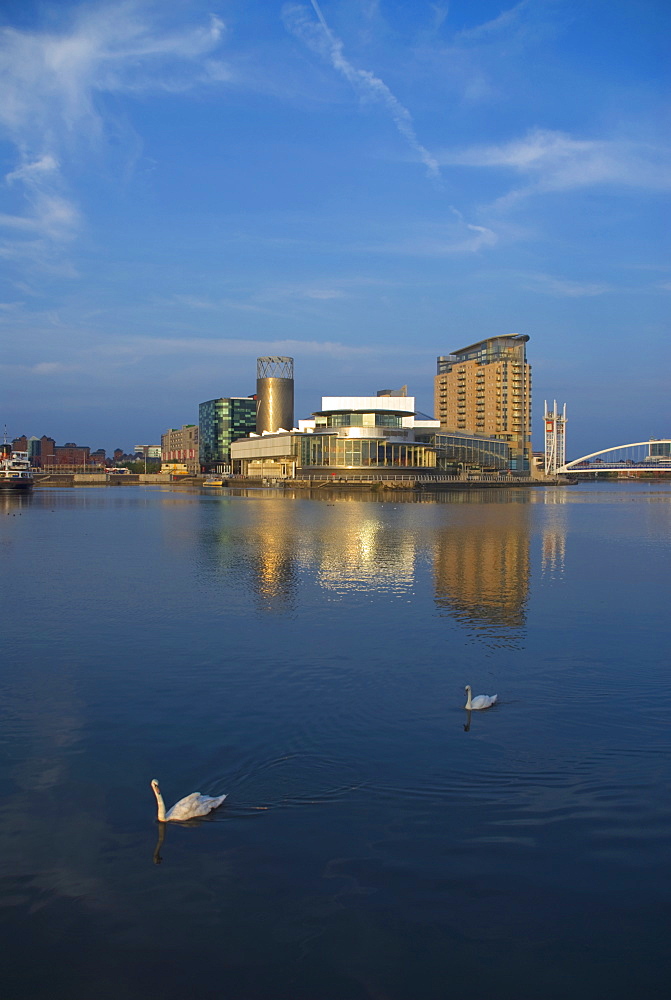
[193,489,537,630]
[194,493,299,614]
[433,498,531,645]
[249,510,298,613]
[0,490,34,516]
[541,500,567,579]
[314,501,415,595]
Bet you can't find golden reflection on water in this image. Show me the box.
[432,501,531,644]
[315,506,415,594]
[191,491,549,645]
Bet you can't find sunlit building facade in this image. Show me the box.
[161,424,199,474]
[231,391,511,477]
[434,334,532,472]
[199,396,257,472]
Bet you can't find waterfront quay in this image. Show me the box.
[32,471,567,491]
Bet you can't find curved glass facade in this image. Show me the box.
[434,433,510,469]
[300,435,436,469]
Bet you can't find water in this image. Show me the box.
[1,482,670,999]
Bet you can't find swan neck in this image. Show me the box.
[153,785,167,822]
[465,687,472,709]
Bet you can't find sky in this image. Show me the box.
[1,0,669,457]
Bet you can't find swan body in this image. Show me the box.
[151,779,227,822]
[464,685,498,711]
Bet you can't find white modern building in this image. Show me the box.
[231,389,511,479]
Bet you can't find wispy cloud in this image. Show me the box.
[454,0,532,42]
[283,1,439,179]
[0,1,228,265]
[520,273,612,298]
[360,213,498,256]
[439,129,671,204]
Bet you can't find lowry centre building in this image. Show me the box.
[230,388,512,479]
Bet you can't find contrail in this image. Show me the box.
[305,0,440,179]
[310,0,330,33]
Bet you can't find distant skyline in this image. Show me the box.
[1,0,669,457]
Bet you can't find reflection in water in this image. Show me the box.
[194,491,535,640]
[250,506,298,613]
[2,484,671,999]
[433,498,531,646]
[541,503,568,579]
[0,490,34,515]
[193,497,299,613]
[315,505,415,595]
[153,823,166,864]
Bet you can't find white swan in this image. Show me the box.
[151,779,227,822]
[464,685,498,710]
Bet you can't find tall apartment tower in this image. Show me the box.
[434,334,532,471]
[256,356,294,434]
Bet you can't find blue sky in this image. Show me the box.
[1,0,669,456]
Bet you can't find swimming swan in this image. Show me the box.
[464,685,498,710]
[151,779,227,822]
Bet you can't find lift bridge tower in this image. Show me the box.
[544,400,567,475]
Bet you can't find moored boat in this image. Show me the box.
[203,476,226,487]
[0,444,35,491]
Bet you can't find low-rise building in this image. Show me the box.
[134,445,162,459]
[231,390,511,478]
[54,443,90,466]
[161,425,199,474]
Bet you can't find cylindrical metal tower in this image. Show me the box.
[256,357,294,434]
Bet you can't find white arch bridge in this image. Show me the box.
[556,439,671,475]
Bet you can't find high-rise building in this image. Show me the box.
[199,396,257,472]
[434,334,532,471]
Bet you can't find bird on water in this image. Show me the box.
[150,779,227,822]
[464,685,498,710]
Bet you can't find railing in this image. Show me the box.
[250,473,520,484]
[561,463,671,473]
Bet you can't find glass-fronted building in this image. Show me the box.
[199,396,257,472]
[230,394,511,478]
[432,432,511,470]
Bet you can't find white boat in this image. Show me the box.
[0,445,34,491]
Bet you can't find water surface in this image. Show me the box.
[1,482,670,999]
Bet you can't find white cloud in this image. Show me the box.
[5,154,60,185]
[454,0,532,42]
[361,217,498,256]
[117,335,374,360]
[0,4,227,141]
[439,129,671,201]
[283,1,440,179]
[33,361,78,375]
[0,2,229,265]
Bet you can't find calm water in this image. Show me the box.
[1,482,670,999]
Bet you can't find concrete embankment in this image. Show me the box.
[32,473,569,491]
[274,476,567,491]
[33,473,176,487]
